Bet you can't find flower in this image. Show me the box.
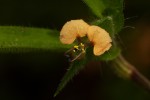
[60,19,90,44]
[60,19,112,58]
[87,25,112,56]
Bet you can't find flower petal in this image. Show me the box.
[70,19,90,37]
[94,43,112,56]
[60,19,90,44]
[60,22,77,44]
[87,25,112,56]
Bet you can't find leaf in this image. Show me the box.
[83,0,105,18]
[54,57,87,97]
[99,45,121,61]
[99,0,124,36]
[84,0,124,36]
[94,17,117,37]
[0,26,71,53]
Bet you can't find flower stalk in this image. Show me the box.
[113,54,150,92]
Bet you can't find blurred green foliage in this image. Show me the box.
[0,26,71,53]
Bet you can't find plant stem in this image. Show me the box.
[113,54,150,92]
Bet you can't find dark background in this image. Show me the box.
[0,0,150,100]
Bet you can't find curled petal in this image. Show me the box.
[60,19,90,44]
[60,21,77,44]
[94,43,112,56]
[87,25,112,56]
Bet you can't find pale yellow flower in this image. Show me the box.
[60,19,112,58]
[87,25,112,56]
[60,19,90,44]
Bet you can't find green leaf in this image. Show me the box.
[83,0,105,18]
[0,26,71,53]
[93,17,117,37]
[102,0,124,35]
[84,0,124,36]
[54,57,87,97]
[99,45,121,61]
